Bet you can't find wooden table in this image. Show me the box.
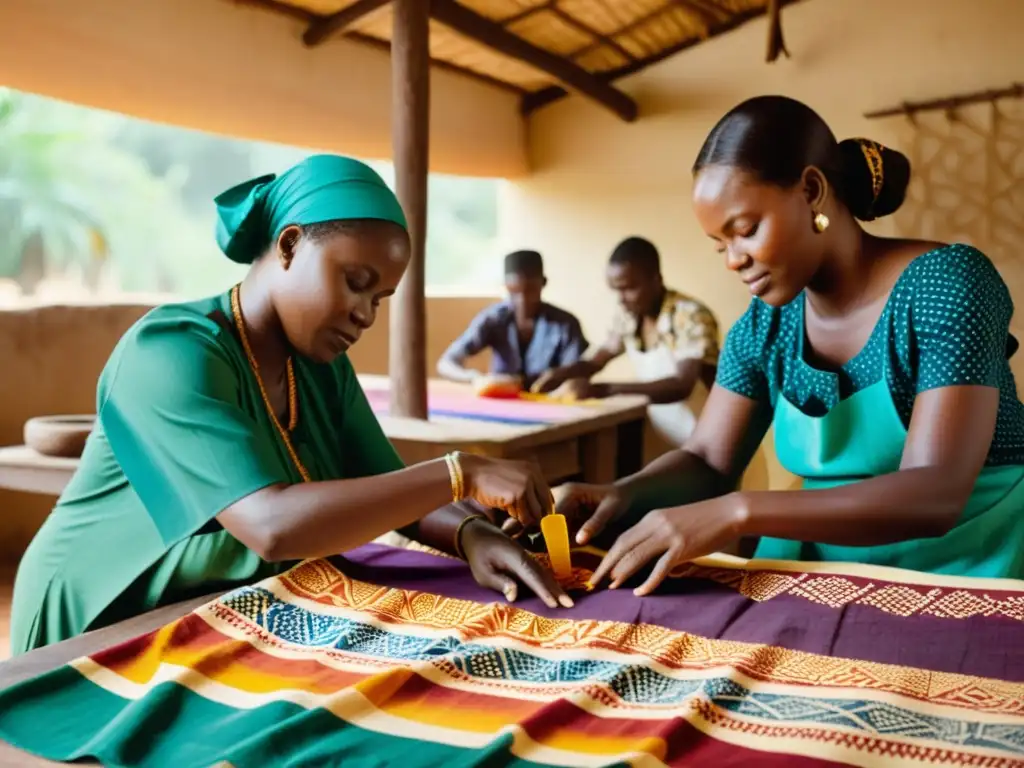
[358,375,647,486]
[0,446,77,496]
[0,380,647,496]
[0,593,224,766]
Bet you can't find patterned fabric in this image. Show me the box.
[441,301,588,387]
[610,288,720,365]
[2,544,1023,767]
[717,244,1024,465]
[360,378,601,426]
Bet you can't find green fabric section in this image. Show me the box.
[773,379,905,480]
[10,291,405,656]
[758,376,1024,578]
[716,244,1024,466]
[0,672,557,768]
[214,154,408,264]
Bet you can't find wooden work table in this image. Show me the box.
[358,375,647,485]
[0,378,647,496]
[0,446,77,496]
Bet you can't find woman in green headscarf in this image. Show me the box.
[10,155,571,656]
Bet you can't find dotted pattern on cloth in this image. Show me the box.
[717,244,1024,465]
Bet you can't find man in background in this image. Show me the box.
[437,250,588,391]
[532,236,719,446]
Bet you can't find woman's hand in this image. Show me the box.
[552,378,607,401]
[554,482,631,545]
[460,518,574,609]
[460,454,553,528]
[590,494,747,596]
[530,369,567,394]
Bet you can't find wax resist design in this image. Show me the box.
[3,546,1024,768]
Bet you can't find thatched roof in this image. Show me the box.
[241,0,798,121]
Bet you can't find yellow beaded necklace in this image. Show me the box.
[230,284,311,482]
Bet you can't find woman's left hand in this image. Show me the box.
[590,494,746,596]
[461,518,575,609]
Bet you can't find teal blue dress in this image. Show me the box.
[717,243,1024,578]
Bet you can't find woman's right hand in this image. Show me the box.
[530,369,567,394]
[460,454,552,528]
[555,482,631,545]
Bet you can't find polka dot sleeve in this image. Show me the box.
[912,244,1013,393]
[716,299,771,403]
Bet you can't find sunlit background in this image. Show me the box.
[0,87,505,307]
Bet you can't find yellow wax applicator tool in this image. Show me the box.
[541,513,573,582]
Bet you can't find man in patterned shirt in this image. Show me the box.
[532,237,719,445]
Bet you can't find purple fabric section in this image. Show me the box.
[337,545,1024,682]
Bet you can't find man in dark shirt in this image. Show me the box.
[437,250,588,390]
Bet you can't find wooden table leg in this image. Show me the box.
[616,418,645,479]
[580,427,618,484]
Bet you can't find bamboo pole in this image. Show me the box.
[865,83,1023,119]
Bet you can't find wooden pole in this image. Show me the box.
[389,0,430,420]
[864,83,1023,119]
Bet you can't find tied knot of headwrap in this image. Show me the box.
[214,154,408,264]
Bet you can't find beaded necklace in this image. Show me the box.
[229,284,311,482]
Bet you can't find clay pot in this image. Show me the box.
[24,415,95,458]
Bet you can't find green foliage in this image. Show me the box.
[0,88,500,298]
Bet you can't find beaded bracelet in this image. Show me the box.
[443,452,465,502]
[453,513,489,559]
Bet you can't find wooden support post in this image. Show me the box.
[389,0,430,420]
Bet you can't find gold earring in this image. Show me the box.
[813,212,830,233]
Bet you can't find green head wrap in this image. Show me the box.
[214,154,408,264]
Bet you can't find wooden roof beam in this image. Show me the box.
[430,0,638,122]
[303,0,392,47]
[499,1,556,27]
[567,3,674,63]
[237,0,524,93]
[550,7,635,63]
[673,0,730,30]
[524,0,804,116]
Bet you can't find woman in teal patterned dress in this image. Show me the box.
[556,95,1024,593]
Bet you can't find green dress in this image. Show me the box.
[10,290,404,655]
[717,243,1024,578]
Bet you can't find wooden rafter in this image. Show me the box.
[567,2,673,63]
[499,1,556,27]
[550,6,635,63]
[674,0,729,30]
[430,0,638,122]
[236,0,801,122]
[302,0,392,47]
[525,0,801,116]
[236,0,525,95]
